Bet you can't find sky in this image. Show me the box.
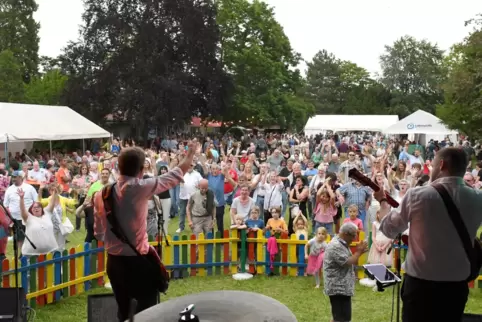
[35,0,481,75]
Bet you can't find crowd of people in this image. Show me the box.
[0,131,480,321]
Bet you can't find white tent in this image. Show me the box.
[383,110,458,135]
[303,115,399,136]
[0,103,110,143]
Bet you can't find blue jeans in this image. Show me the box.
[169,185,180,217]
[178,199,188,231]
[314,221,334,236]
[256,196,265,215]
[281,190,288,216]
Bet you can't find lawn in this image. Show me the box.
[32,275,482,322]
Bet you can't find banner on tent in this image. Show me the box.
[407,123,433,130]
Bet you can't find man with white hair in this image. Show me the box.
[323,222,368,322]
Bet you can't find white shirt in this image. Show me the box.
[22,212,58,255]
[4,183,38,220]
[252,173,268,198]
[28,169,48,182]
[263,183,284,210]
[379,177,482,282]
[179,171,203,200]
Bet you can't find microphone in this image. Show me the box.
[348,168,399,208]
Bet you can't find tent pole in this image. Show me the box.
[82,139,85,154]
[49,141,52,158]
[5,135,8,169]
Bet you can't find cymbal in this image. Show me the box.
[133,290,298,322]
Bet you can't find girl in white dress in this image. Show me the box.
[367,210,393,266]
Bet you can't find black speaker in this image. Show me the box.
[463,313,482,322]
[87,294,118,322]
[0,288,27,322]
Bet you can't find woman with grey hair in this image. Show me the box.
[323,222,368,322]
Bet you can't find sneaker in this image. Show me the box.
[315,285,320,289]
[176,228,182,233]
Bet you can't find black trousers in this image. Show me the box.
[84,207,95,243]
[107,254,159,321]
[402,274,469,322]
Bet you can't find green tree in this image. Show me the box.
[217,0,312,129]
[379,35,446,116]
[60,0,231,139]
[305,49,390,115]
[438,17,482,137]
[24,69,68,105]
[0,0,40,81]
[0,50,24,102]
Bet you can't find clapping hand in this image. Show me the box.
[356,240,369,254]
[16,188,25,199]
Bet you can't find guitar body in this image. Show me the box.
[147,246,170,293]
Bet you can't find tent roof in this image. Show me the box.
[304,115,399,132]
[0,103,110,143]
[383,110,458,135]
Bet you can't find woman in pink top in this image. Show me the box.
[343,204,363,241]
[313,177,337,235]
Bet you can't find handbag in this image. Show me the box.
[102,183,170,293]
[432,183,482,282]
[59,217,74,236]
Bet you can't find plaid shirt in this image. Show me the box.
[337,182,372,209]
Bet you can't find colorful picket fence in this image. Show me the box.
[0,230,481,309]
[0,240,106,309]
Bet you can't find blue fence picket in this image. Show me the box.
[297,235,305,276]
[264,230,271,275]
[53,252,62,301]
[20,257,28,292]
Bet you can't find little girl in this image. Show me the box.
[266,207,288,236]
[304,227,328,288]
[313,179,337,235]
[230,214,247,230]
[368,210,393,266]
[343,204,363,241]
[293,211,308,239]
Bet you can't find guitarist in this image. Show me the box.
[94,141,196,321]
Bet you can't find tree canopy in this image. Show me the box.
[217,0,313,129]
[437,16,482,137]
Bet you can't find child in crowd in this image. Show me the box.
[293,211,308,239]
[305,227,328,288]
[368,210,393,266]
[230,214,247,230]
[245,206,264,232]
[343,204,363,241]
[266,206,288,236]
[313,179,337,235]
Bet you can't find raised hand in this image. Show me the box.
[16,188,25,199]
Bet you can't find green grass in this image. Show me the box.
[32,275,482,322]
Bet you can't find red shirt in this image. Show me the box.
[224,169,238,194]
[240,156,249,164]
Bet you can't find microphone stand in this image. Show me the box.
[156,205,169,304]
[1,205,37,322]
[394,233,402,322]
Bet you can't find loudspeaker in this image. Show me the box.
[463,314,482,322]
[0,288,27,322]
[87,294,118,322]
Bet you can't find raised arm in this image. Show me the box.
[17,189,29,222]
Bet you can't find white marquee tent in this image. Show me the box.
[383,110,458,135]
[303,115,399,136]
[0,103,110,143]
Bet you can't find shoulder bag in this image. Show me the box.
[102,183,170,293]
[432,183,482,282]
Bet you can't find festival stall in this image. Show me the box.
[382,110,458,145]
[0,102,110,159]
[303,115,399,136]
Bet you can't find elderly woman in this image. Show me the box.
[323,222,368,322]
